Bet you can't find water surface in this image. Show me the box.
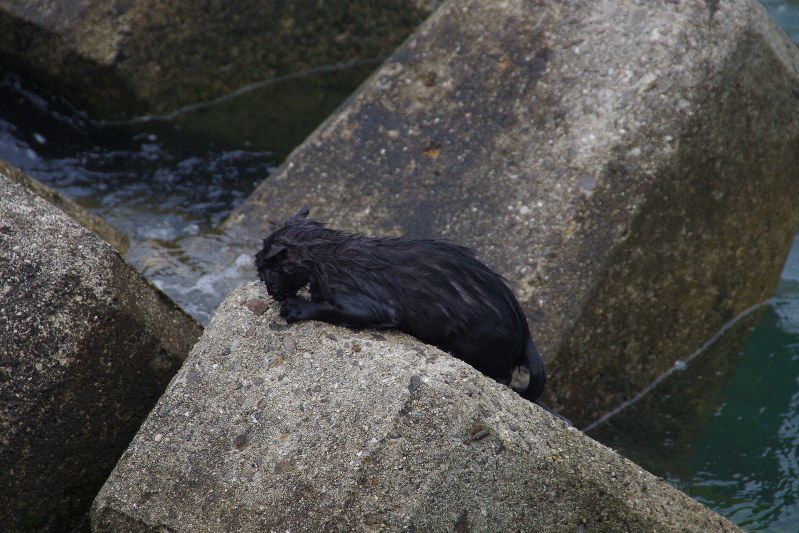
[0,61,373,323]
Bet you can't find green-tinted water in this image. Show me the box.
[681,310,799,530]
[589,236,799,531]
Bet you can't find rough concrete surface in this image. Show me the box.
[223,0,799,426]
[92,282,743,533]
[0,0,438,119]
[0,166,203,531]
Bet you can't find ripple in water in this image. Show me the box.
[0,66,278,325]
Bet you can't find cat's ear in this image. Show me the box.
[266,243,287,259]
[286,206,310,225]
[285,205,326,228]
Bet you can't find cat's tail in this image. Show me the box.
[520,338,573,426]
[520,337,546,402]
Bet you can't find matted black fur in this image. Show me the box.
[255,206,548,405]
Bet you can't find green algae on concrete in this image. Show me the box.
[0,0,437,120]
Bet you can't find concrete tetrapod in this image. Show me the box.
[92,282,743,533]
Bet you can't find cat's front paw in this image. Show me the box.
[279,297,311,323]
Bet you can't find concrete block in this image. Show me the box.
[223,0,799,426]
[0,165,203,531]
[92,282,744,533]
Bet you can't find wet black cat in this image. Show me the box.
[255,206,552,411]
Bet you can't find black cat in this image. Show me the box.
[255,207,558,416]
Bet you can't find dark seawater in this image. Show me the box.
[1,3,799,530]
[0,60,375,323]
[588,236,799,532]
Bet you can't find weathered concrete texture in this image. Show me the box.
[92,282,743,533]
[0,0,438,119]
[223,0,799,426]
[0,166,203,532]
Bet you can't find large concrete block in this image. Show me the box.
[0,164,203,531]
[92,282,744,533]
[0,0,437,119]
[223,0,799,426]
